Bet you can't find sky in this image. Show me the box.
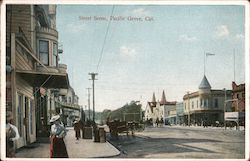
[56,5,245,112]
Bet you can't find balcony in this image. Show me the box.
[36,26,58,40]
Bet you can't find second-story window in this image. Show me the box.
[214,98,218,108]
[53,43,58,67]
[39,40,49,65]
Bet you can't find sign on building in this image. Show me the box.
[224,112,239,121]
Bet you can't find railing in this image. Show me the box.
[36,26,58,37]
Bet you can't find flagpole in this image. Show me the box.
[204,52,206,75]
[233,49,235,82]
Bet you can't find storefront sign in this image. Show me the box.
[225,112,239,121]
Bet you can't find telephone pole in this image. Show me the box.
[86,87,91,120]
[89,73,98,123]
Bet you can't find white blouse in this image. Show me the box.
[6,123,20,141]
[51,124,66,138]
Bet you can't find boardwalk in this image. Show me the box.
[15,127,119,158]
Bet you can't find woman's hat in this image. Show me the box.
[6,111,13,121]
[50,115,60,123]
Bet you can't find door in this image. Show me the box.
[24,97,30,144]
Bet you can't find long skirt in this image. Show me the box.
[6,140,15,157]
[50,136,68,158]
[75,129,80,139]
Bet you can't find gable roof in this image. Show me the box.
[147,102,156,113]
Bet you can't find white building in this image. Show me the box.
[145,91,176,125]
[183,75,231,126]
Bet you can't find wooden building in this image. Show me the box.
[6,5,69,148]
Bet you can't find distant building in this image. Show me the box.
[176,102,184,125]
[145,91,176,125]
[58,86,81,126]
[145,92,157,121]
[160,91,177,125]
[231,82,245,126]
[232,82,245,112]
[183,75,231,126]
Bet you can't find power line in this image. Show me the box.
[96,5,115,72]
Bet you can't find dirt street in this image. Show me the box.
[107,126,245,159]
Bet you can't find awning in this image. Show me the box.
[16,69,69,89]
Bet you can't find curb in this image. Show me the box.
[91,139,121,158]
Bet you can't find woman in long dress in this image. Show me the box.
[50,115,68,158]
[6,111,20,157]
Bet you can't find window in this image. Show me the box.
[192,101,194,109]
[17,94,23,137]
[197,100,199,108]
[204,99,207,107]
[242,92,245,99]
[214,98,218,108]
[62,96,67,103]
[39,40,49,65]
[69,97,71,103]
[53,43,58,66]
[200,99,202,107]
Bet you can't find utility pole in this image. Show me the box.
[187,91,190,127]
[86,87,91,120]
[89,73,98,123]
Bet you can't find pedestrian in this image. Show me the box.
[6,111,20,158]
[156,117,159,127]
[73,120,81,140]
[160,117,164,127]
[50,115,68,158]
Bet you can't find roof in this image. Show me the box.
[152,92,156,103]
[199,75,211,89]
[160,90,167,105]
[147,102,156,113]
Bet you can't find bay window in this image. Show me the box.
[39,40,49,65]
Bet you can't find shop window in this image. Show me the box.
[53,43,58,67]
[39,40,49,65]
